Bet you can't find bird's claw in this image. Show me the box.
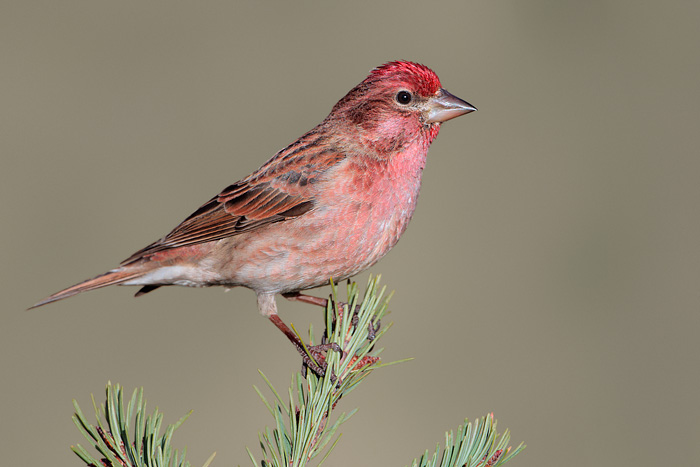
[301,342,343,380]
[347,303,381,341]
[330,299,381,343]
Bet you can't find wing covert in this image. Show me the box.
[121,131,345,265]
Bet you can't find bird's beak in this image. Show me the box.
[425,88,477,123]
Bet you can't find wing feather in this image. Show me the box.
[121,129,344,265]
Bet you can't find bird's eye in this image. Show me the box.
[395,90,412,105]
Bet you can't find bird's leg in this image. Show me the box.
[282,291,330,308]
[268,314,341,378]
[258,292,340,378]
[282,291,381,341]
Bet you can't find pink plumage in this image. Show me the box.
[31,61,476,374]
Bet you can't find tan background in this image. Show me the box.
[2,1,699,466]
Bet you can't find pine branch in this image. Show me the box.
[248,276,525,467]
[408,413,525,467]
[71,383,215,467]
[248,277,391,467]
[70,276,524,467]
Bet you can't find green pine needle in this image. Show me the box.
[251,276,525,467]
[69,276,524,467]
[71,382,212,467]
[408,414,525,467]
[250,276,391,467]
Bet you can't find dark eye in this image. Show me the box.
[395,90,412,105]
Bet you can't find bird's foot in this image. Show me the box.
[348,306,381,341]
[268,314,343,379]
[300,342,343,379]
[283,291,381,341]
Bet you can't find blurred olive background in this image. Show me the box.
[2,1,699,466]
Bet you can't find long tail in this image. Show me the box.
[28,268,147,309]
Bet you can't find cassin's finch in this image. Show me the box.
[31,61,476,374]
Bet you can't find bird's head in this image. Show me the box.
[328,61,476,153]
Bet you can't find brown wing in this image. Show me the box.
[121,128,346,265]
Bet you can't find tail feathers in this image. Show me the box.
[29,268,146,309]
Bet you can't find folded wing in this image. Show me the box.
[122,129,345,265]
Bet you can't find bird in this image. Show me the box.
[30,60,476,375]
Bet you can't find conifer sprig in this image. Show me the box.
[71,382,215,467]
[408,413,525,467]
[70,277,524,467]
[248,276,391,467]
